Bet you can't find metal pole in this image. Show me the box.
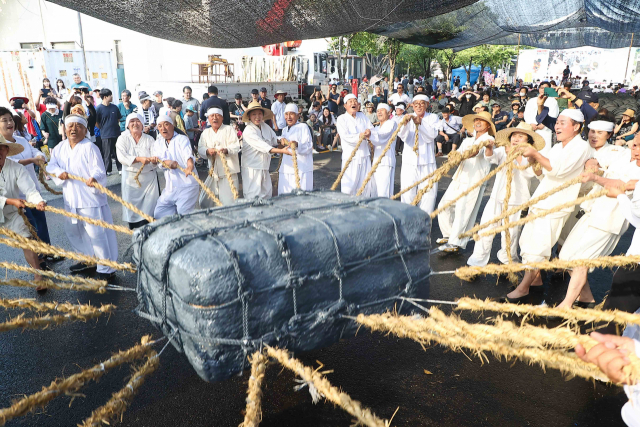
[514,34,521,84]
[77,12,88,81]
[625,33,635,83]
[37,0,48,49]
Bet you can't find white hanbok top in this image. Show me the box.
[336,112,374,166]
[450,132,493,185]
[0,159,43,224]
[532,134,594,212]
[618,184,640,256]
[153,131,197,191]
[594,143,630,170]
[398,112,439,166]
[197,125,241,175]
[485,147,536,206]
[47,138,108,208]
[242,122,277,170]
[369,119,398,167]
[116,131,158,174]
[280,123,313,174]
[8,135,45,195]
[271,101,287,129]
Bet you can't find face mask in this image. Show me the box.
[466,95,471,99]
[520,92,526,96]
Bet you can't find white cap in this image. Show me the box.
[395,104,406,111]
[343,94,357,103]
[558,108,585,122]
[157,115,174,126]
[64,114,87,128]
[126,112,145,129]
[207,107,223,117]
[284,103,299,114]
[377,103,391,112]
[588,120,615,132]
[413,94,429,103]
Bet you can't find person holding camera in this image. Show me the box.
[309,87,326,106]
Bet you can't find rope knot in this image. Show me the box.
[241,289,254,302]
[287,276,304,289]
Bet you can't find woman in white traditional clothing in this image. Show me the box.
[279,103,313,194]
[241,101,291,199]
[467,122,544,267]
[0,136,47,289]
[115,113,160,229]
[197,107,241,206]
[555,123,640,309]
[437,111,495,253]
[368,103,398,198]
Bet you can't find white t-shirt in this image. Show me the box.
[388,92,411,107]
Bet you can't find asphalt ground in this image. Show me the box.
[0,150,634,427]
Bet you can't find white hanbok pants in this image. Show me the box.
[400,163,437,214]
[558,205,581,246]
[519,209,571,264]
[559,212,629,265]
[154,185,199,219]
[374,165,395,198]
[437,181,486,249]
[242,167,272,199]
[467,198,523,266]
[63,205,118,274]
[278,171,313,195]
[201,173,239,207]
[341,158,376,197]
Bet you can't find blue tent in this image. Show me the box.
[451,65,492,89]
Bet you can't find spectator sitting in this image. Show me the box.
[507,107,525,128]
[491,103,509,131]
[435,107,462,156]
[614,109,638,146]
[364,101,377,124]
[308,101,322,119]
[371,85,386,109]
[230,93,246,121]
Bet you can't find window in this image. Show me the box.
[51,42,76,50]
[20,42,43,49]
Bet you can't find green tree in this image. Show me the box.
[398,45,438,78]
[350,32,389,76]
[435,49,458,82]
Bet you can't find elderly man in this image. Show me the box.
[118,90,136,133]
[242,101,290,199]
[336,94,376,196]
[388,83,411,108]
[197,107,241,206]
[47,114,118,281]
[368,103,398,198]
[181,85,200,117]
[279,103,314,194]
[0,136,47,288]
[271,90,287,135]
[505,109,595,302]
[152,116,199,218]
[134,91,156,137]
[397,94,440,213]
[70,73,91,90]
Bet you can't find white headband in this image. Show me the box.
[45,103,57,109]
[64,114,87,127]
[284,103,299,114]
[126,112,145,129]
[413,94,429,103]
[157,115,174,126]
[395,104,405,111]
[588,120,615,132]
[377,103,391,112]
[207,107,223,117]
[558,108,585,122]
[343,94,357,102]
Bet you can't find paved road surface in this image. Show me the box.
[0,151,631,426]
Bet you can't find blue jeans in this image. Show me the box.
[24,207,51,245]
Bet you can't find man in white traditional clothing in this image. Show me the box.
[335,94,376,196]
[0,136,47,289]
[115,113,160,229]
[397,94,440,213]
[437,111,495,253]
[152,115,199,218]
[505,108,595,302]
[197,107,241,206]
[279,103,313,193]
[368,103,398,198]
[47,114,119,282]
[467,123,543,267]
[242,101,290,199]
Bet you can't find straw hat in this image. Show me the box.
[495,122,545,151]
[274,90,287,96]
[0,134,25,156]
[461,111,497,136]
[242,100,274,123]
[622,109,636,118]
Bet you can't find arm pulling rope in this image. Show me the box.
[217,151,240,200]
[38,167,62,195]
[163,160,223,207]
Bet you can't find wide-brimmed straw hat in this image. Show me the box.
[461,111,497,136]
[274,90,287,96]
[242,100,274,123]
[495,122,545,151]
[622,109,636,118]
[0,135,25,156]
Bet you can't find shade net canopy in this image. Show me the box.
[50,0,640,50]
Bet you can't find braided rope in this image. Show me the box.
[38,167,62,195]
[17,208,40,241]
[330,134,368,191]
[0,298,114,315]
[218,151,240,200]
[163,160,223,207]
[502,161,518,283]
[23,202,133,235]
[240,351,268,427]
[290,143,301,189]
[412,118,420,154]
[0,261,107,288]
[133,163,145,188]
[356,115,411,196]
[0,304,114,333]
[0,227,136,273]
[0,277,108,294]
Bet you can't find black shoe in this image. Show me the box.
[39,263,52,271]
[95,272,116,283]
[572,301,596,309]
[507,284,543,294]
[69,262,97,273]
[498,294,530,304]
[45,255,65,262]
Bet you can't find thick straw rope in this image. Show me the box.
[502,161,518,283]
[0,261,107,289]
[218,151,240,200]
[456,297,640,327]
[38,167,62,195]
[0,227,136,273]
[280,137,301,190]
[474,188,608,241]
[0,298,114,315]
[79,352,160,427]
[17,208,40,241]
[240,351,268,427]
[454,254,640,281]
[133,163,145,188]
[163,160,223,207]
[22,202,133,235]
[460,175,585,240]
[412,118,420,154]
[265,346,388,427]
[0,336,154,426]
[0,277,107,294]
[0,306,113,333]
[402,137,494,205]
[330,134,368,191]
[356,115,411,196]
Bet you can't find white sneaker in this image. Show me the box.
[440,243,460,253]
[118,171,122,175]
[435,237,448,244]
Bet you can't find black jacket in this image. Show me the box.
[200,95,230,125]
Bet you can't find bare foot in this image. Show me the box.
[506,285,529,299]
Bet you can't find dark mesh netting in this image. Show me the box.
[50,0,640,50]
